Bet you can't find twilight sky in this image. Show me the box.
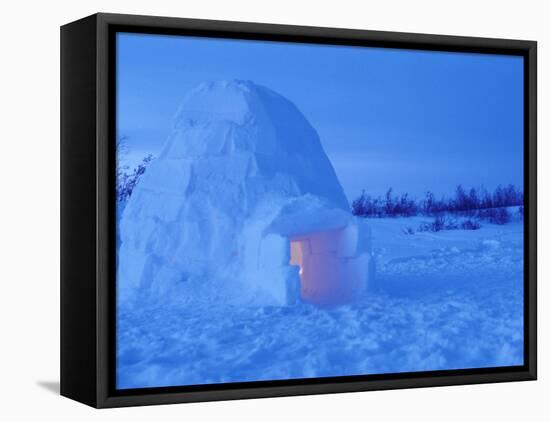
[117,32,524,201]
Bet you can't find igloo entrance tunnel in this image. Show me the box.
[118,80,373,306]
[289,225,372,305]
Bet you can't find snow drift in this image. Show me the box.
[118,80,372,306]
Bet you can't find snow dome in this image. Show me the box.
[118,80,373,306]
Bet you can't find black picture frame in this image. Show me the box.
[60,12,537,408]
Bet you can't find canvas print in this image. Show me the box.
[115,33,524,389]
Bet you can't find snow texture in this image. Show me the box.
[117,217,523,388]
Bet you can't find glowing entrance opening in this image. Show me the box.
[287,227,370,306]
[289,240,304,276]
[289,238,309,298]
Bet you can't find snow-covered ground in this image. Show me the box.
[117,215,524,389]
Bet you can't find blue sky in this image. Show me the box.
[117,32,524,201]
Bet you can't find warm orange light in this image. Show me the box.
[290,240,304,278]
[288,228,368,306]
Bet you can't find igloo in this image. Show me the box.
[117,80,373,306]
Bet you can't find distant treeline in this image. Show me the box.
[352,184,524,218]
